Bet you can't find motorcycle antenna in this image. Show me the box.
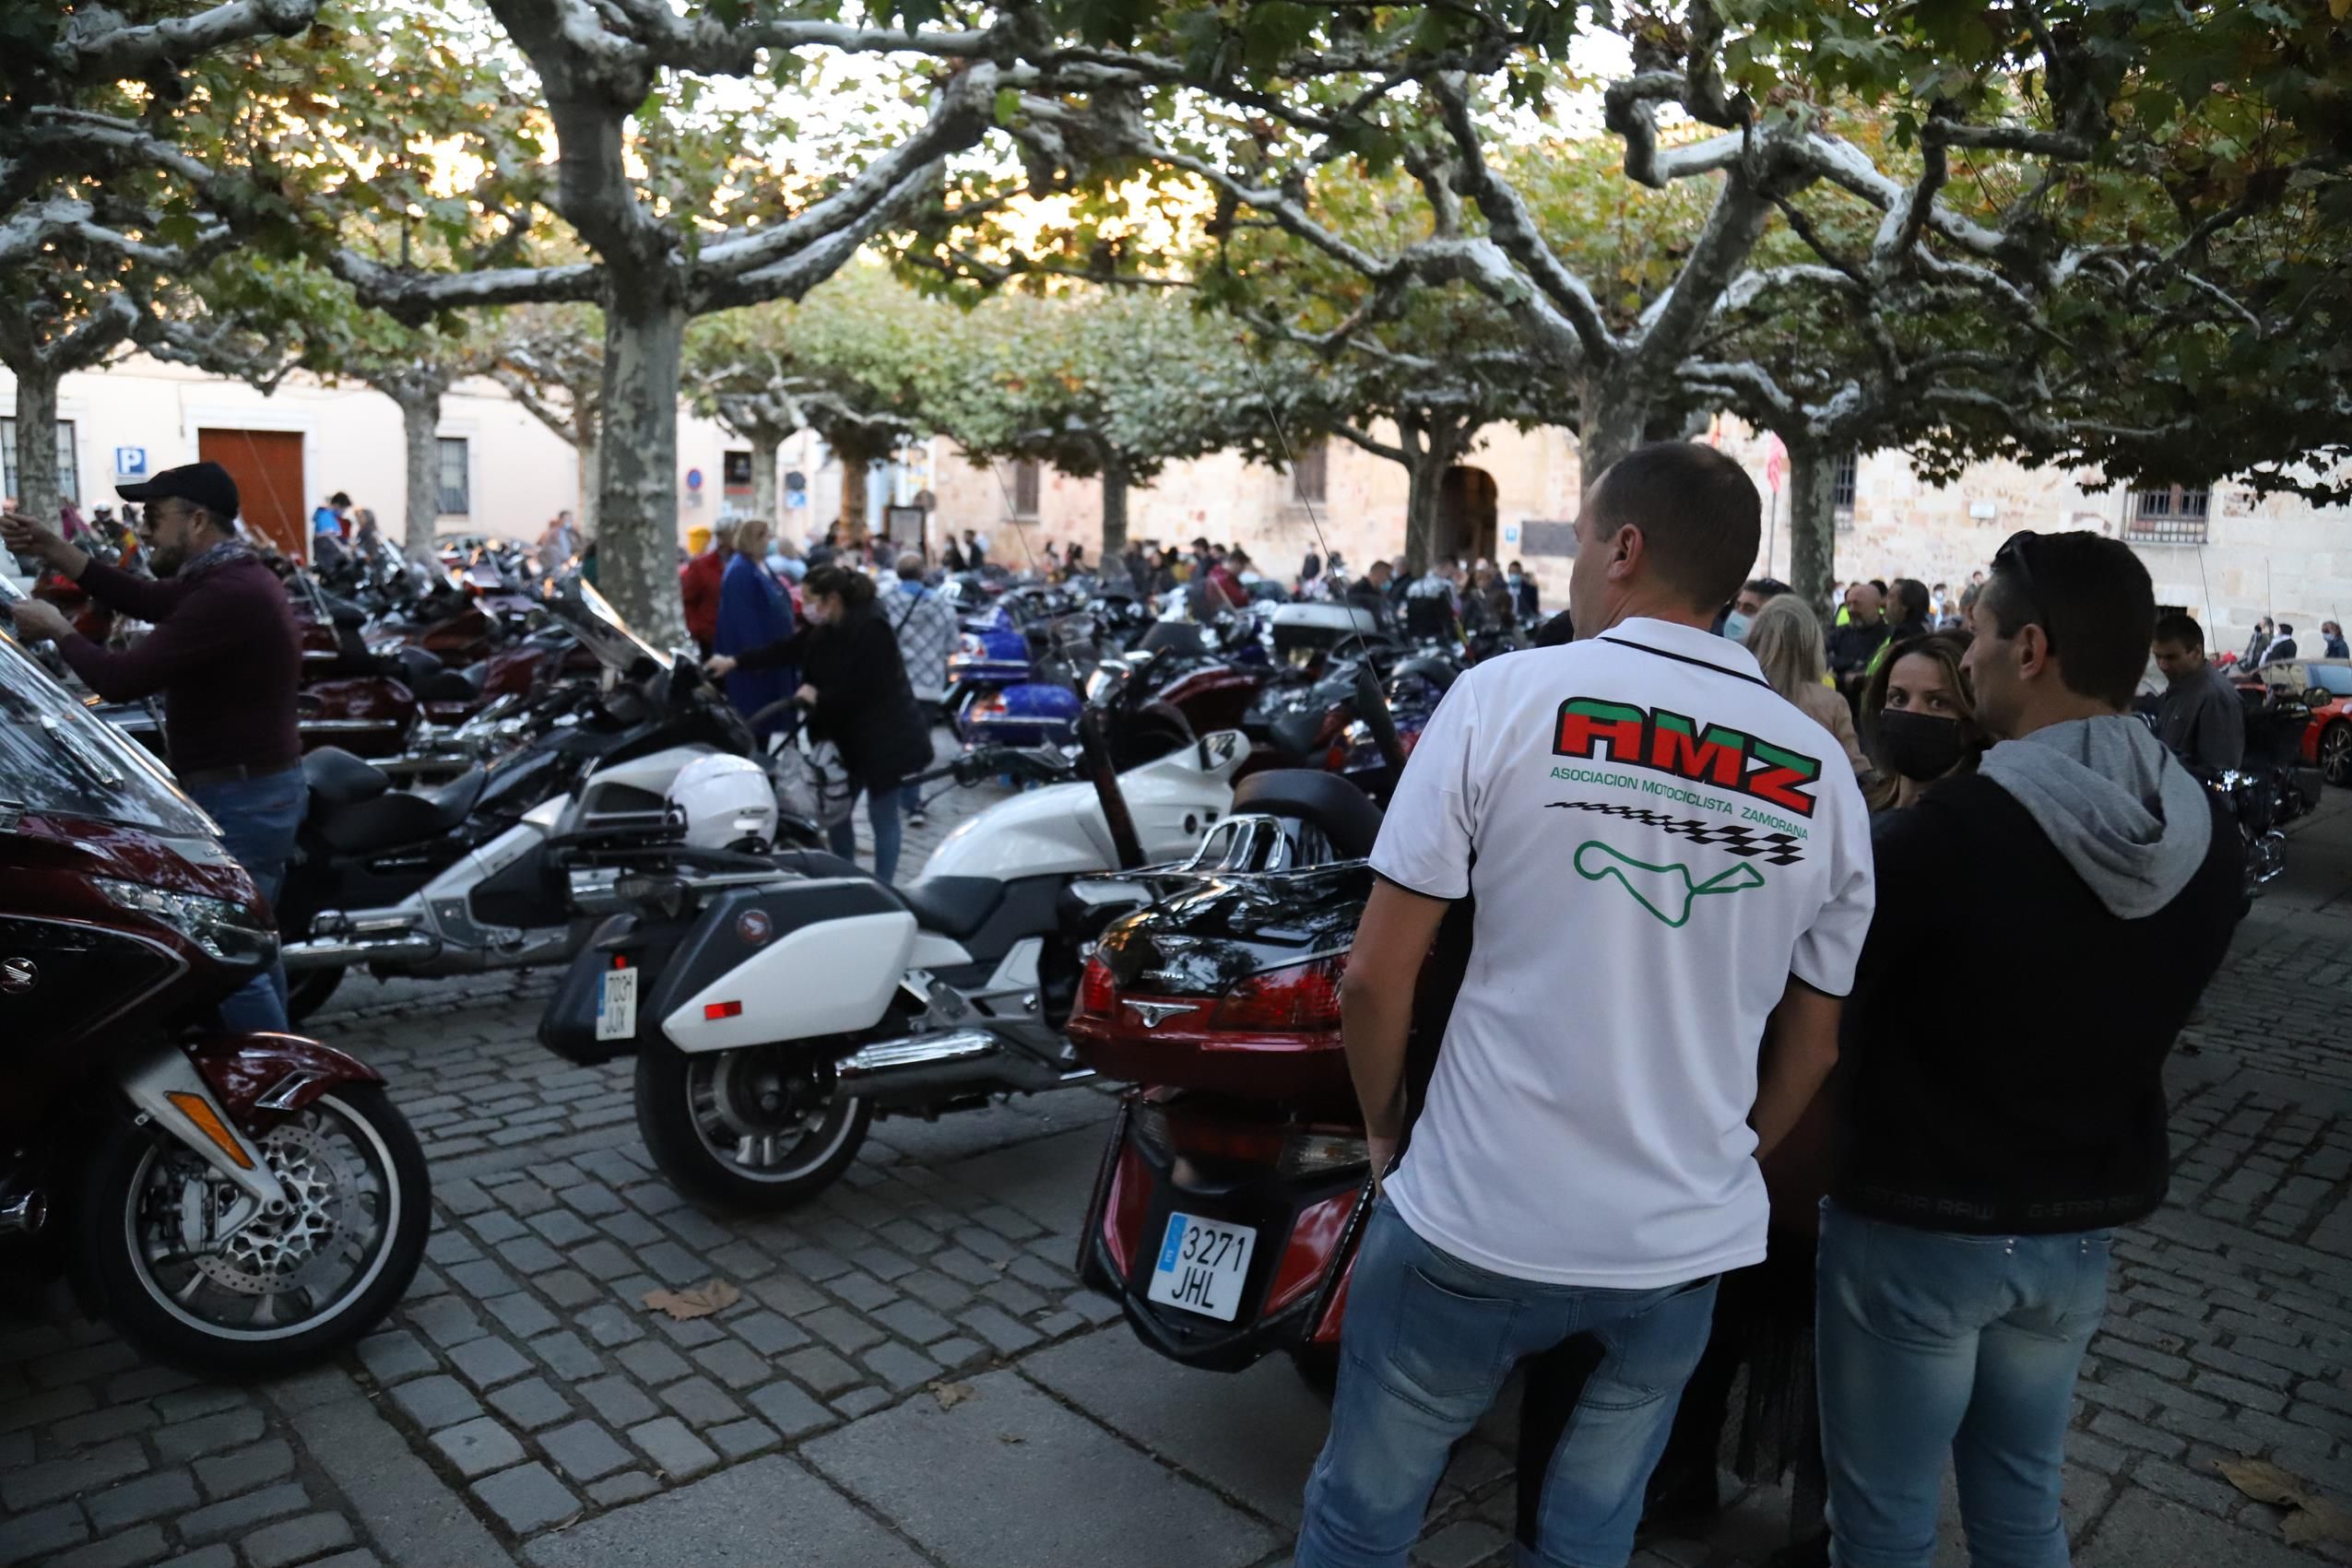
[1240,348,1337,580]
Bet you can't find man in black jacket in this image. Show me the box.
[1819,531,2240,1568]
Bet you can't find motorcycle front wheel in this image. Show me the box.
[83,1084,429,1377]
[635,1043,872,1209]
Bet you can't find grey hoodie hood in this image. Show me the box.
[1978,713,2214,920]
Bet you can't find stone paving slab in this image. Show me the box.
[803,1368,1282,1568]
[1022,1328,1340,1528]
[520,1454,926,1568]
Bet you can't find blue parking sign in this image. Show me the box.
[114,447,147,477]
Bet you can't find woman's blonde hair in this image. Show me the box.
[728,517,770,554]
[1743,593,1828,700]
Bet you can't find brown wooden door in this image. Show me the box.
[197,428,307,560]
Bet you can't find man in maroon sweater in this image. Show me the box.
[5,462,304,1030]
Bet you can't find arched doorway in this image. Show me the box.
[1435,466,1498,564]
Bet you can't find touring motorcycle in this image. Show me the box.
[0,603,427,1373]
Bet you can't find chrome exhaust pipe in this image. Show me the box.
[281,933,443,971]
[833,1030,1004,1102]
[0,1181,49,1237]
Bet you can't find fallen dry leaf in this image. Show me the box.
[2216,1457,2310,1509]
[929,1380,976,1411]
[2284,1498,2352,1547]
[641,1279,741,1321]
[997,1432,1025,1445]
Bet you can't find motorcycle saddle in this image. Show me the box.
[302,746,393,808]
[896,877,1006,940]
[1231,769,1386,861]
[313,766,490,855]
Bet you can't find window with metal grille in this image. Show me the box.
[1832,449,1858,512]
[1011,458,1040,518]
[1290,439,1328,505]
[2125,485,2210,545]
[0,418,78,504]
[435,437,470,515]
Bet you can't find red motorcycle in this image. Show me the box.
[1065,746,1447,1385]
[0,618,429,1374]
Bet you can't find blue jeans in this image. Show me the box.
[1297,1201,1720,1568]
[827,785,904,885]
[1815,1202,2111,1568]
[188,768,308,1033]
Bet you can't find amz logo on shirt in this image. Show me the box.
[1553,697,1824,817]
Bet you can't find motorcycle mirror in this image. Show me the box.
[2307,689,2333,711]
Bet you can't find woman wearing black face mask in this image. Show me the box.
[1860,631,1983,815]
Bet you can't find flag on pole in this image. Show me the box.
[1765,434,1787,491]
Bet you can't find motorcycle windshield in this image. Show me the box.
[0,634,214,836]
[548,580,672,677]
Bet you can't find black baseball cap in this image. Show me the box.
[117,460,240,521]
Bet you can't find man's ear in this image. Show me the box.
[1610,523,1645,583]
[2015,623,2055,683]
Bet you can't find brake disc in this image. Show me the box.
[188,1123,345,1294]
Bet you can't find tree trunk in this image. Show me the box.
[597,283,689,647]
[395,388,442,563]
[1403,449,1446,574]
[839,456,869,544]
[1577,383,1649,501]
[573,411,600,538]
[1099,458,1129,563]
[7,360,63,528]
[1786,439,1838,609]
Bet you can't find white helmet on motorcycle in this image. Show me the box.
[667,753,778,851]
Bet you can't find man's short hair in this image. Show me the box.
[1982,531,2157,708]
[2152,612,2204,654]
[329,491,351,508]
[2279,622,2296,636]
[1869,578,1889,596]
[896,551,925,579]
[1586,442,1761,613]
[1745,577,1793,598]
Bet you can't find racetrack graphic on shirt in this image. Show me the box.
[1543,800,1807,864]
[1572,841,1766,926]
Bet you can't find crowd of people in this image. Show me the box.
[0,448,2300,1568]
[1302,442,2246,1568]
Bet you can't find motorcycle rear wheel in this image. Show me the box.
[83,1084,429,1378]
[636,1043,872,1209]
[286,966,346,1023]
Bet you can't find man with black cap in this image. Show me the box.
[4,461,304,1031]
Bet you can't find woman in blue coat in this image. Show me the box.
[715,518,795,737]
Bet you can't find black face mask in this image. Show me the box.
[1876,709,1969,782]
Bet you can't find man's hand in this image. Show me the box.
[7,598,76,643]
[3,512,89,581]
[703,654,738,678]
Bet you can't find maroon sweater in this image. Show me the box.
[57,555,302,776]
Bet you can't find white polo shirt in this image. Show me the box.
[1373,617,1874,1288]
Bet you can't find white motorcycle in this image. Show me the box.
[276,584,812,1015]
[538,715,1249,1207]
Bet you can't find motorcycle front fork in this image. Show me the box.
[115,1043,291,1236]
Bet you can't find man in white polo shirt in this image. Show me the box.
[1297,442,1874,1568]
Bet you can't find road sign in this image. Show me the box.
[114,447,148,477]
[785,489,808,509]
[684,467,703,490]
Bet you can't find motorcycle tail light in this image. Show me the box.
[703,1000,742,1020]
[1211,954,1346,1033]
[1280,1131,1370,1180]
[1129,1100,1175,1164]
[1076,954,1117,1020]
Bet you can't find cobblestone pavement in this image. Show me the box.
[4,774,2349,1568]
